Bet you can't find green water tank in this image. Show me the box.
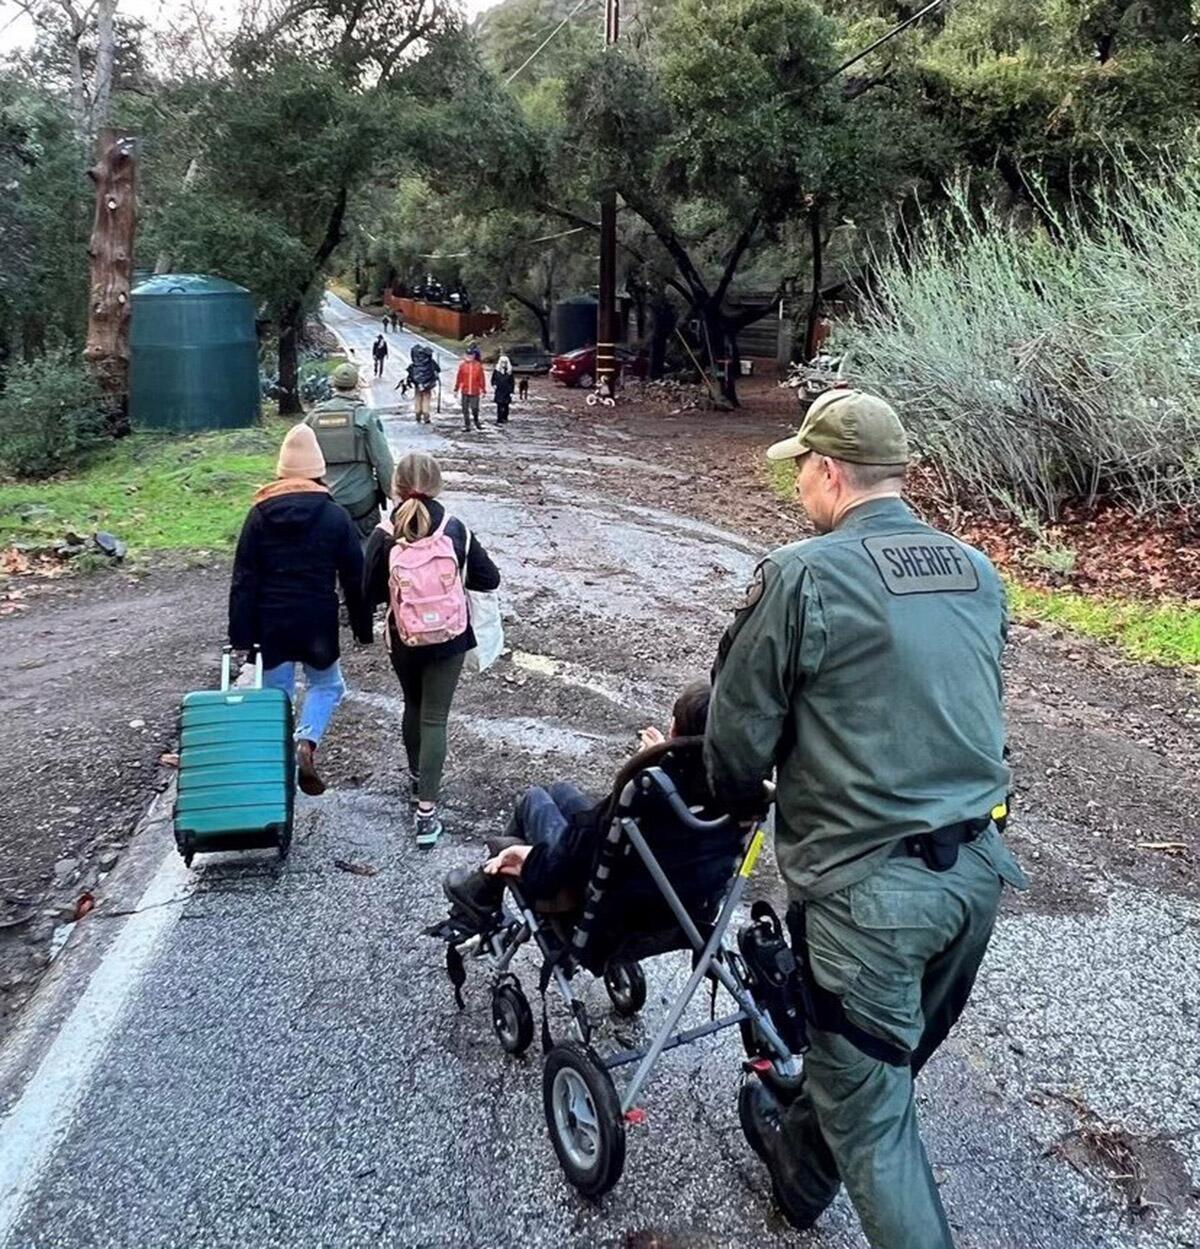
[130,274,260,431]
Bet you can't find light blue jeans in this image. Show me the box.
[262,661,346,745]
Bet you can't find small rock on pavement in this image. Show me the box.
[128,719,146,730]
[52,857,79,885]
[98,849,120,872]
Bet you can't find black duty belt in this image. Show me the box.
[892,801,1009,872]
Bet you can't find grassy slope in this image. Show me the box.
[0,424,284,553]
[764,460,1199,668]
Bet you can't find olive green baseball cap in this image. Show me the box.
[331,363,360,390]
[766,388,909,465]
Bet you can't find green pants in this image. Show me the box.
[777,828,1026,1249]
[389,649,466,803]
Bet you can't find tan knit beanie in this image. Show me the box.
[276,423,326,479]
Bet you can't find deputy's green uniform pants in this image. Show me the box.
[777,828,1015,1249]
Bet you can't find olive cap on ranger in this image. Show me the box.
[305,361,395,540]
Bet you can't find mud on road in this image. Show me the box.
[0,303,1197,1246]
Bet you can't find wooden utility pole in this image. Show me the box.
[595,0,619,401]
[84,127,138,420]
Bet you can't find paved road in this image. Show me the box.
[323,293,462,417]
[0,297,1195,1249]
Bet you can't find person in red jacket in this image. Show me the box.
[453,346,486,432]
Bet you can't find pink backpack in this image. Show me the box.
[387,518,469,647]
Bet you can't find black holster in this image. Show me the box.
[785,901,910,1068]
[902,815,991,872]
[737,902,808,1055]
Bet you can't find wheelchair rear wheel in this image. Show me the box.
[492,979,534,1056]
[543,1042,626,1197]
[604,961,647,1017]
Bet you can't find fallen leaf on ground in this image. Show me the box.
[334,859,377,877]
[74,892,95,920]
[159,752,180,767]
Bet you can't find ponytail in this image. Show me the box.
[393,497,433,544]
[390,451,443,544]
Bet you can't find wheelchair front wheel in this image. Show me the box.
[543,1042,626,1198]
[604,960,647,1017]
[492,979,534,1056]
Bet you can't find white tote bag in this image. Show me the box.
[464,529,504,673]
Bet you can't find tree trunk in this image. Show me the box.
[83,128,137,431]
[21,313,46,362]
[648,295,675,380]
[65,11,88,137]
[533,305,551,351]
[804,203,824,362]
[91,0,118,135]
[277,302,303,417]
[155,157,199,273]
[700,304,738,407]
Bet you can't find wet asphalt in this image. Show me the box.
[0,297,1195,1249]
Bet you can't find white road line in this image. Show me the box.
[0,851,194,1244]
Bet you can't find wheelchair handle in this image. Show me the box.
[635,769,732,833]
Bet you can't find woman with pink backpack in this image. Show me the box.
[363,452,501,848]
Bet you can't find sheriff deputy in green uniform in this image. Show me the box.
[706,389,1027,1249]
[305,363,396,541]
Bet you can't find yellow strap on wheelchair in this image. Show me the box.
[991,802,1008,823]
[740,827,765,878]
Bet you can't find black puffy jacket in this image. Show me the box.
[229,481,370,670]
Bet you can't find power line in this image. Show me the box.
[505,0,597,85]
[782,0,947,98]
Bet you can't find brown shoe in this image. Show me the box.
[296,739,326,796]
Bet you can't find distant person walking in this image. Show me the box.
[403,344,441,425]
[492,355,515,425]
[372,333,389,379]
[454,346,486,432]
[364,452,501,848]
[229,424,372,796]
[305,363,395,542]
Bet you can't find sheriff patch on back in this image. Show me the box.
[862,533,981,594]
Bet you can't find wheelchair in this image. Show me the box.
[428,746,804,1198]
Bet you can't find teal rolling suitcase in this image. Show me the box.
[174,646,295,867]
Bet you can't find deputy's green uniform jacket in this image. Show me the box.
[305,397,395,525]
[706,496,1012,901]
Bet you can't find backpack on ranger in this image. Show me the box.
[387,517,469,647]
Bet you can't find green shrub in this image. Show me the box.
[839,152,1200,522]
[0,353,108,479]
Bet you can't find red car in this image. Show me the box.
[550,344,649,389]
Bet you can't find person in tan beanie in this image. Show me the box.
[229,424,372,795]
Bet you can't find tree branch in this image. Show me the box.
[712,212,761,310]
[536,200,692,302]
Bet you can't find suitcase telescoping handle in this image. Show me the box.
[221,644,264,692]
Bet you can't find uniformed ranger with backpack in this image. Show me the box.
[705,390,1027,1249]
[305,363,396,542]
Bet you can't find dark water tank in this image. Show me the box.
[130,274,260,432]
[554,294,598,354]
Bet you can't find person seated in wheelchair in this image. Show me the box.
[442,679,712,929]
